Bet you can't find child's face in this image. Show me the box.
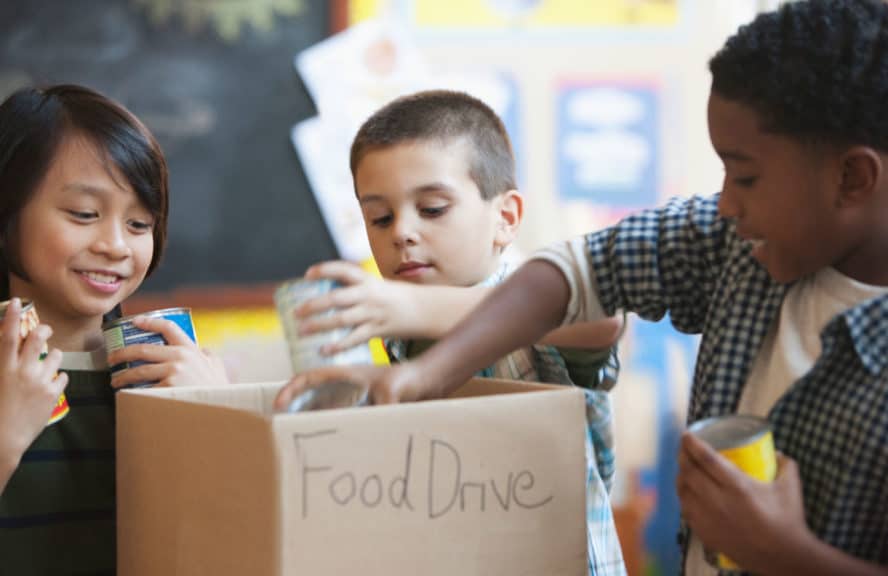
[11,135,154,324]
[355,139,513,286]
[708,91,849,284]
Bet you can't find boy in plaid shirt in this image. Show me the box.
[288,90,626,575]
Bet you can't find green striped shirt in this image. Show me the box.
[0,354,115,575]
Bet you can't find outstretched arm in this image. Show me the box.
[297,260,621,355]
[274,259,573,408]
[411,259,573,398]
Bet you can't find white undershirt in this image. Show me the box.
[60,348,108,371]
[686,267,888,575]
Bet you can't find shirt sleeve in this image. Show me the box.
[533,236,609,325]
[532,194,731,334]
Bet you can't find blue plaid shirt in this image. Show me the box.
[538,194,888,572]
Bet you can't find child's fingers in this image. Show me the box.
[107,342,182,367]
[681,432,737,488]
[295,292,340,319]
[50,370,69,396]
[0,297,23,363]
[305,260,368,285]
[20,324,52,365]
[318,325,373,355]
[300,304,370,336]
[110,361,167,389]
[296,284,364,319]
[40,348,65,384]
[130,315,194,347]
[272,366,356,411]
[774,452,800,485]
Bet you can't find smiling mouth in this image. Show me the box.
[82,271,121,283]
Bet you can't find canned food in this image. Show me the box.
[274,278,374,375]
[688,414,777,571]
[287,380,369,413]
[0,299,69,425]
[102,307,196,387]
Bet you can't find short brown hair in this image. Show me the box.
[350,90,515,200]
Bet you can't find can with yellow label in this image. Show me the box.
[688,414,777,571]
[0,299,69,425]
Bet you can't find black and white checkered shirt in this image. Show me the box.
[537,194,888,571]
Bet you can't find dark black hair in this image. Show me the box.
[350,90,516,200]
[0,84,169,300]
[709,0,888,150]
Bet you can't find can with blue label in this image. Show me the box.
[102,307,196,387]
[274,277,375,375]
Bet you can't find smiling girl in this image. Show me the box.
[0,84,227,574]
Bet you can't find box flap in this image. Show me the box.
[117,390,281,575]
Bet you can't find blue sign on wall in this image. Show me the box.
[557,82,659,207]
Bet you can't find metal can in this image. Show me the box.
[286,380,369,413]
[274,278,375,375]
[102,307,196,387]
[688,414,777,571]
[0,299,69,425]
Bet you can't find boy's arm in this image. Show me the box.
[541,315,624,350]
[297,260,621,353]
[406,259,572,398]
[536,195,730,332]
[678,433,888,576]
[276,195,727,404]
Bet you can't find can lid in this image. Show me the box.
[273,278,339,306]
[286,380,368,413]
[0,298,35,318]
[687,414,772,450]
[102,307,192,330]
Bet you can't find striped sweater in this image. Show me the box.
[0,353,115,575]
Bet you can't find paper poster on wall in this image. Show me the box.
[349,0,680,29]
[293,18,524,261]
[291,117,371,262]
[409,0,679,28]
[556,81,659,209]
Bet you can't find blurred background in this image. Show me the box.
[0,1,789,573]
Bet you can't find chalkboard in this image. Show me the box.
[0,0,339,292]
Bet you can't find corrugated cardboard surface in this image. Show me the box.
[117,379,587,575]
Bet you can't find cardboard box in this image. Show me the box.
[117,379,588,575]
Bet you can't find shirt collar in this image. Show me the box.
[841,293,888,375]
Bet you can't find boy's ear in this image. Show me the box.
[493,189,523,249]
[837,146,882,208]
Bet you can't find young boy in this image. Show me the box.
[290,89,627,575]
[277,1,888,573]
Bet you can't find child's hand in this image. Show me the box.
[677,431,812,575]
[273,361,430,411]
[0,299,67,469]
[108,315,229,389]
[297,260,417,355]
